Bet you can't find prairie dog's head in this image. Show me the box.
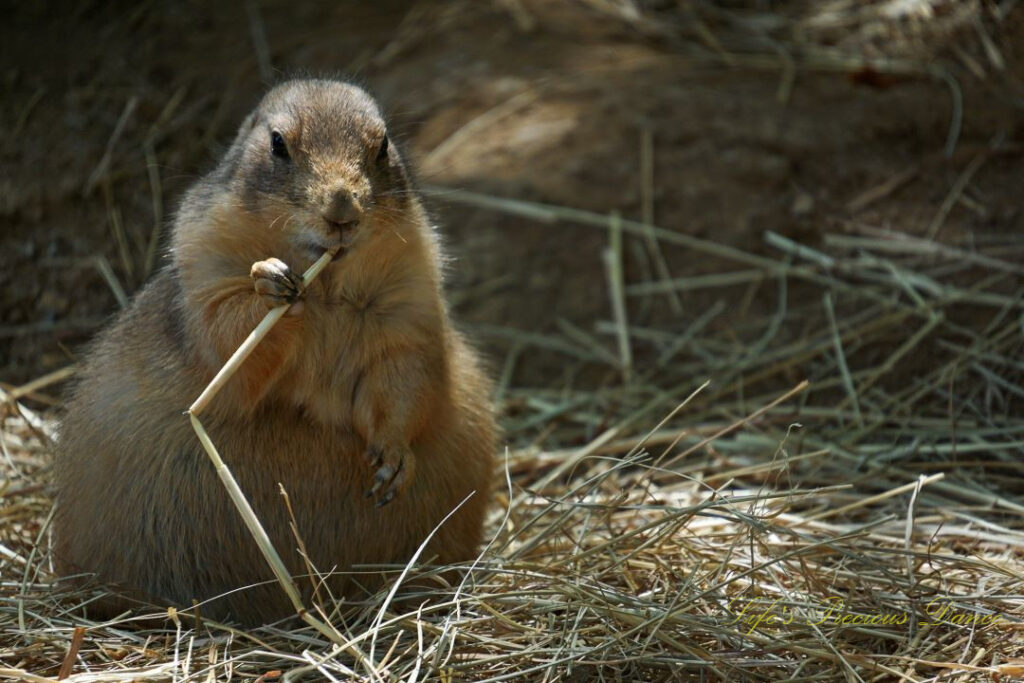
[216,79,409,258]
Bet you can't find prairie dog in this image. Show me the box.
[54,79,496,624]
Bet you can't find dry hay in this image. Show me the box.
[3,1,1024,681]
[3,186,1022,679]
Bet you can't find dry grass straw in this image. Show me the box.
[3,2,1024,680]
[187,248,346,646]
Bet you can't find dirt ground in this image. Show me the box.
[2,0,1022,402]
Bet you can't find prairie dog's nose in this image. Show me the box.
[322,187,360,227]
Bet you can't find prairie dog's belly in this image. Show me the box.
[211,410,449,571]
[273,331,370,427]
[279,359,362,428]
[273,292,429,427]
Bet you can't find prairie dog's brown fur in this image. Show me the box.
[54,80,496,624]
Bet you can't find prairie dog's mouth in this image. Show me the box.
[294,225,358,264]
[337,223,358,247]
[295,235,342,261]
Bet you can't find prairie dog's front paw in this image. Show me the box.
[251,258,304,310]
[364,443,416,507]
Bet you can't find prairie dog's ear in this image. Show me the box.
[213,110,261,182]
[227,112,258,147]
[241,111,257,132]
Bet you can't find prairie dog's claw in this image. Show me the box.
[364,443,414,506]
[251,258,303,309]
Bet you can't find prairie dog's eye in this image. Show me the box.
[376,135,389,164]
[270,130,289,159]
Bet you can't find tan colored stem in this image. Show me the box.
[189,414,306,611]
[187,247,345,642]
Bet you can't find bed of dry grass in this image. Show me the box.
[4,192,1022,679]
[3,1,1023,681]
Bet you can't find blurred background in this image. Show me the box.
[2,0,1022,448]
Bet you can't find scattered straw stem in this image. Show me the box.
[660,379,809,469]
[806,473,945,522]
[93,254,129,309]
[187,247,347,644]
[85,95,137,194]
[639,126,682,315]
[602,211,632,382]
[57,626,85,680]
[8,365,76,401]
